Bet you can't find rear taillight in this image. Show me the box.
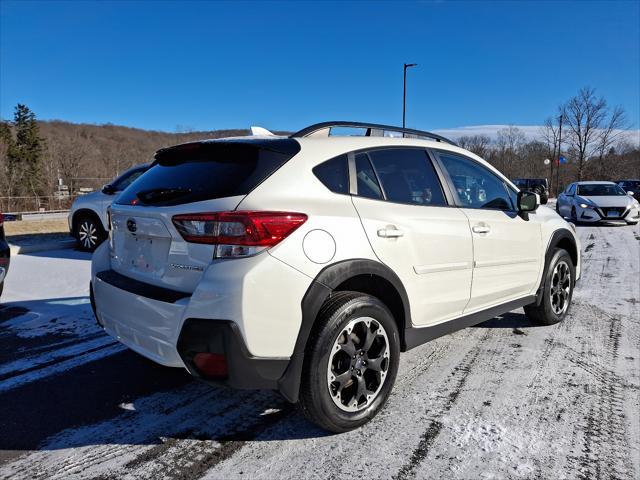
[172,211,307,258]
[0,213,4,226]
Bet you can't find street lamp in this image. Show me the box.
[403,63,417,129]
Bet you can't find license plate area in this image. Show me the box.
[125,233,163,274]
[111,214,173,278]
[606,211,619,217]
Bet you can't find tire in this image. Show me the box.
[74,214,106,252]
[524,248,575,326]
[299,291,400,433]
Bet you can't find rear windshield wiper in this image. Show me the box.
[135,187,192,204]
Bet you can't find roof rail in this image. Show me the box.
[289,121,457,146]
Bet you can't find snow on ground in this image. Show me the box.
[0,224,638,479]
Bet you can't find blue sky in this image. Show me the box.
[1,0,638,133]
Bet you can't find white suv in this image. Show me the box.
[90,122,581,432]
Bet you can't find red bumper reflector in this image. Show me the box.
[193,352,228,378]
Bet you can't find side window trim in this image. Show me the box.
[431,148,516,212]
[501,181,518,211]
[426,148,457,207]
[364,152,389,200]
[347,152,357,195]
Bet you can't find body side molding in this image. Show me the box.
[404,295,536,350]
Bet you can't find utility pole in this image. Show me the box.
[555,114,563,196]
[403,63,417,129]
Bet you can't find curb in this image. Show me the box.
[9,239,77,255]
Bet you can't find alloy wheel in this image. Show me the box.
[326,316,390,412]
[550,260,571,316]
[79,221,98,249]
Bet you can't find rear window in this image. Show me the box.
[116,141,300,206]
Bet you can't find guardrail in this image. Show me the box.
[0,196,78,214]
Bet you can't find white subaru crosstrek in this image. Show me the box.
[91,122,581,432]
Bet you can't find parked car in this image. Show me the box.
[69,163,150,251]
[556,181,640,225]
[0,212,10,298]
[90,121,581,432]
[512,178,549,204]
[616,179,640,201]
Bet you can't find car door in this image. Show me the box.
[558,183,575,217]
[433,151,543,313]
[350,148,473,327]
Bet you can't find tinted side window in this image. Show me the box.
[355,153,383,200]
[567,184,576,195]
[438,153,513,210]
[367,149,446,206]
[313,155,349,194]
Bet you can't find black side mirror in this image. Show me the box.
[102,184,116,195]
[518,191,539,213]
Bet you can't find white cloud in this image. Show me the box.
[432,124,640,146]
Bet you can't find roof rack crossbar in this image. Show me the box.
[290,121,457,146]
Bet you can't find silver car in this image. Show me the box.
[68,164,150,251]
[556,181,640,225]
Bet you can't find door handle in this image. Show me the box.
[377,225,404,238]
[472,224,491,234]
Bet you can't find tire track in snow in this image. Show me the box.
[392,330,490,480]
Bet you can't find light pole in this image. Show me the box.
[555,114,563,197]
[403,63,417,129]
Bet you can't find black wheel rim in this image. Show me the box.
[550,260,571,316]
[326,317,390,412]
[79,221,98,249]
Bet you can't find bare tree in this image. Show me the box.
[539,115,563,193]
[495,126,525,177]
[562,87,608,180]
[457,135,492,158]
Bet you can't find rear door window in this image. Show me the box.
[366,148,447,206]
[116,141,299,206]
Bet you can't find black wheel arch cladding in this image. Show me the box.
[277,258,411,403]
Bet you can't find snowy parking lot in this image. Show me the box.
[0,222,638,480]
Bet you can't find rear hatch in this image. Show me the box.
[108,139,300,293]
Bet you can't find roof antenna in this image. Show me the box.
[250,126,276,136]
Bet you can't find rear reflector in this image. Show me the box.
[172,211,307,258]
[193,352,228,378]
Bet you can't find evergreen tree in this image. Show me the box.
[10,104,45,196]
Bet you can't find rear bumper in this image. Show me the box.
[93,273,188,367]
[177,319,289,390]
[90,243,311,392]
